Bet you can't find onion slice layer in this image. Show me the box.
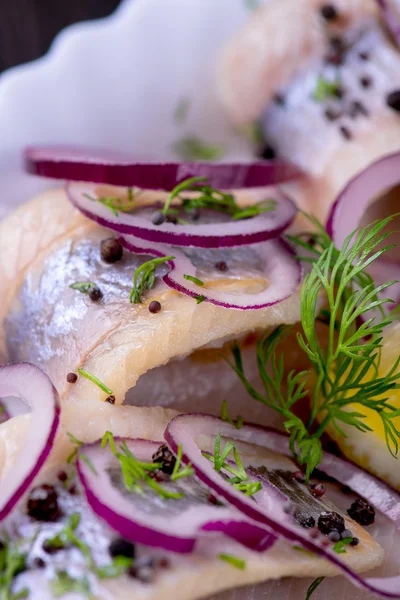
[0,363,60,520]
[77,437,275,554]
[165,414,400,597]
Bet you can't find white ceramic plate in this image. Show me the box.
[0,0,258,219]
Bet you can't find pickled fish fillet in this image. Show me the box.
[0,189,302,425]
[0,412,385,600]
[218,0,400,222]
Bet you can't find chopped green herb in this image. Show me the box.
[173,136,224,161]
[45,514,94,568]
[0,540,27,600]
[195,295,205,304]
[221,400,244,430]
[292,545,316,556]
[313,76,341,102]
[83,192,137,217]
[305,576,325,600]
[218,553,246,570]
[231,199,276,221]
[130,256,174,304]
[171,444,195,482]
[51,570,93,599]
[69,281,97,294]
[183,274,204,287]
[66,432,84,464]
[231,215,400,480]
[79,452,98,475]
[11,590,29,600]
[332,537,353,554]
[174,97,191,123]
[95,556,133,579]
[77,369,113,395]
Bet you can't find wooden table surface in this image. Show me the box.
[0,0,121,74]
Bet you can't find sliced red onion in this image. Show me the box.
[0,363,60,520]
[326,152,400,249]
[376,0,400,47]
[120,235,301,310]
[76,437,275,554]
[165,414,400,597]
[25,146,302,189]
[67,182,297,248]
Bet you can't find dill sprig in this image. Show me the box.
[130,256,174,304]
[162,176,275,221]
[0,540,28,600]
[305,537,353,599]
[230,216,400,480]
[83,188,136,217]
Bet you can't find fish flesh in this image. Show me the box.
[218,0,400,223]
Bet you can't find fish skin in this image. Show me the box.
[0,189,303,426]
[0,412,385,600]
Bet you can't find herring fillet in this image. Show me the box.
[0,188,302,426]
[0,412,386,600]
[218,0,400,223]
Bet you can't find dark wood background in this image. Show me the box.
[0,0,122,73]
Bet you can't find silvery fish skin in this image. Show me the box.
[218,0,400,223]
[0,189,303,426]
[0,414,386,600]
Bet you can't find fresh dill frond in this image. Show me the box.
[171,444,195,482]
[51,570,93,599]
[218,553,246,569]
[130,256,174,304]
[183,274,204,287]
[305,537,353,598]
[305,576,325,600]
[77,369,113,395]
[220,400,244,430]
[172,135,224,161]
[230,216,400,480]
[0,540,27,600]
[313,76,341,102]
[83,191,137,217]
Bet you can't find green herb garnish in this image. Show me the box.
[102,432,184,500]
[231,199,276,221]
[130,256,174,304]
[183,274,204,287]
[221,400,244,430]
[79,453,98,475]
[313,76,341,102]
[77,369,113,395]
[51,570,93,599]
[173,136,224,161]
[305,537,354,598]
[305,576,325,600]
[218,553,246,570]
[95,556,133,579]
[0,540,27,600]
[231,216,400,481]
[45,514,94,568]
[171,444,195,481]
[195,295,205,304]
[66,432,84,464]
[69,281,97,294]
[83,191,137,217]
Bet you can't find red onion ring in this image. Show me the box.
[165,414,400,597]
[0,363,60,520]
[376,0,400,47]
[119,235,301,310]
[67,182,297,249]
[76,437,276,554]
[25,146,302,189]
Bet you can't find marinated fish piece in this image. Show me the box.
[0,413,385,600]
[0,189,302,425]
[218,0,400,222]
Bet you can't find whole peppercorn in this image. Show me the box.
[320,4,338,21]
[317,511,345,535]
[27,484,62,522]
[88,285,103,302]
[310,483,326,498]
[259,144,276,160]
[298,514,316,529]
[101,238,123,264]
[66,372,78,384]
[149,300,162,314]
[109,538,135,559]
[351,537,360,547]
[151,211,166,225]
[328,530,341,542]
[215,261,229,273]
[292,471,306,484]
[152,444,176,475]
[106,395,116,404]
[386,90,400,113]
[347,498,375,526]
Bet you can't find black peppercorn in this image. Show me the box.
[339,126,352,141]
[351,537,360,547]
[298,514,316,529]
[149,300,162,314]
[152,444,176,474]
[88,286,103,302]
[320,4,338,21]
[128,557,154,583]
[359,51,370,61]
[347,498,375,526]
[151,211,165,225]
[66,372,78,384]
[311,483,326,498]
[274,93,285,107]
[43,541,63,554]
[386,90,400,112]
[33,557,46,569]
[215,261,229,273]
[27,484,62,522]
[292,471,306,484]
[349,100,369,119]
[259,144,276,160]
[106,395,116,404]
[57,471,68,482]
[360,76,372,89]
[101,238,123,264]
[324,107,340,122]
[317,511,345,535]
[109,538,135,559]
